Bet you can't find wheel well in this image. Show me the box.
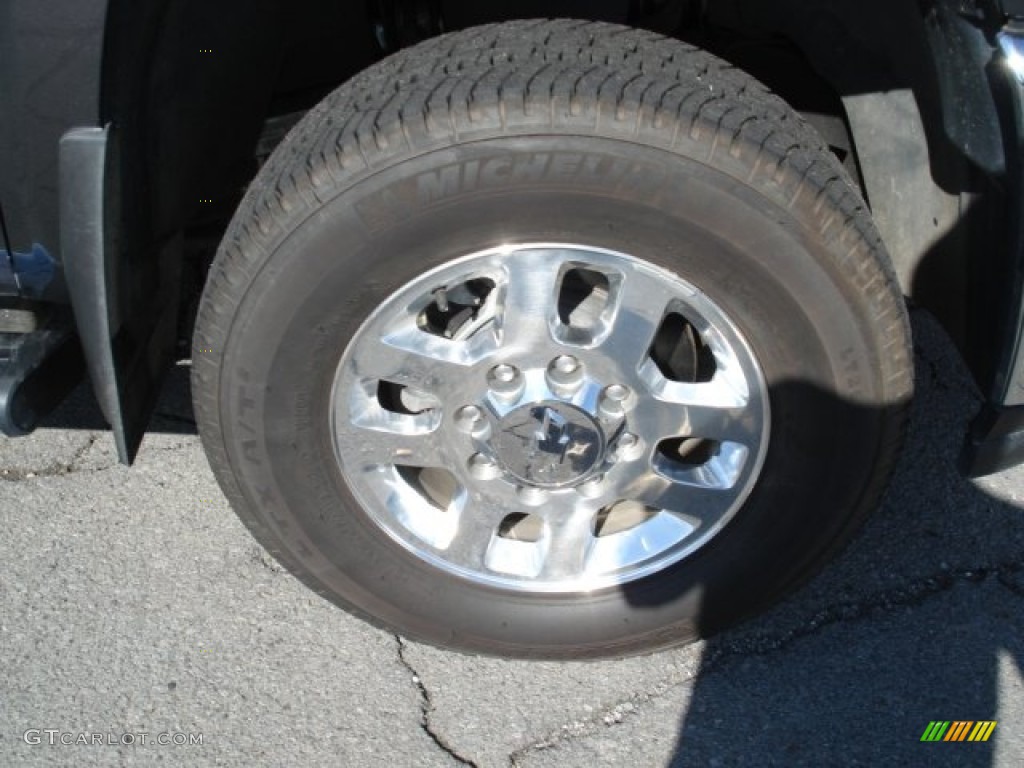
[102,0,1007,388]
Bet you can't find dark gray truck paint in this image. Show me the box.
[0,1,106,434]
[0,0,106,295]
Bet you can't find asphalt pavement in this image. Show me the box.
[2,308,1022,767]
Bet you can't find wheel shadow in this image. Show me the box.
[627,310,1024,766]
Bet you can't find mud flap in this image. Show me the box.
[60,126,180,464]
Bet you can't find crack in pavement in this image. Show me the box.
[395,636,481,768]
[998,563,1024,596]
[0,433,100,481]
[0,434,201,481]
[913,348,951,393]
[695,564,1022,671]
[907,308,979,398]
[506,561,1024,764]
[507,682,684,767]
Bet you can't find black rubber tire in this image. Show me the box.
[192,20,913,659]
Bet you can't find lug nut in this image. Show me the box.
[546,355,584,393]
[577,474,606,499]
[454,405,485,434]
[598,384,631,419]
[488,364,523,399]
[516,486,548,506]
[612,432,642,462]
[468,453,501,480]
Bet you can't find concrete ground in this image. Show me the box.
[1,308,1022,767]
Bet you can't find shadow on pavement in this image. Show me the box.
[626,310,1024,766]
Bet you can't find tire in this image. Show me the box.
[192,20,912,659]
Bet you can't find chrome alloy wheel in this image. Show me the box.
[331,244,770,592]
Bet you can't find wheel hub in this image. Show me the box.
[491,401,605,488]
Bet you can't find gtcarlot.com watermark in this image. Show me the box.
[24,729,203,747]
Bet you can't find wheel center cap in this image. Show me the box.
[490,401,605,489]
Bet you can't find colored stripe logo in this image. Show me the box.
[920,721,997,742]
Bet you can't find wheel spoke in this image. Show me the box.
[496,249,567,351]
[379,325,499,371]
[348,333,448,378]
[626,472,734,527]
[633,392,758,447]
[536,508,598,581]
[445,498,508,572]
[595,264,678,368]
[339,423,446,468]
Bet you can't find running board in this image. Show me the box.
[0,320,84,436]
